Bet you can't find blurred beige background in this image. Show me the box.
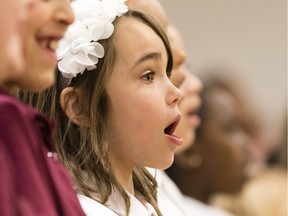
[160,0,287,140]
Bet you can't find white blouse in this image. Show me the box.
[150,169,234,216]
[77,194,118,216]
[77,190,157,216]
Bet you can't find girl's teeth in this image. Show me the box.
[48,40,58,51]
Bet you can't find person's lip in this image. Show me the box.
[164,114,183,146]
[186,101,202,128]
[36,35,64,60]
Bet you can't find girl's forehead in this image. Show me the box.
[114,17,163,51]
[111,25,168,75]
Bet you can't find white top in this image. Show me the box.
[184,196,234,216]
[77,194,118,216]
[77,190,157,216]
[149,169,234,216]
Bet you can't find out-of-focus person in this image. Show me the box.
[0,1,86,215]
[166,73,250,204]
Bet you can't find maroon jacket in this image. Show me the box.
[0,89,85,216]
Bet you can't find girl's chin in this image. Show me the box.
[22,71,55,91]
[149,157,175,170]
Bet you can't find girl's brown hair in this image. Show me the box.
[21,10,173,216]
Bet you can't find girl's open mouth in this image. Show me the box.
[164,115,183,146]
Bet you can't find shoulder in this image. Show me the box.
[0,90,50,130]
[0,92,45,148]
[0,93,32,139]
[0,92,31,122]
[77,194,118,216]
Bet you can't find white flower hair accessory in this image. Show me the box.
[57,0,128,78]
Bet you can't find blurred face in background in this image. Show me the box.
[16,0,74,92]
[192,87,249,193]
[168,25,202,154]
[0,0,30,85]
[166,85,250,202]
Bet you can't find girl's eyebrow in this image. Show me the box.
[131,52,162,69]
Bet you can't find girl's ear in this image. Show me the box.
[60,87,89,127]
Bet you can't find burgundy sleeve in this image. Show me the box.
[0,101,34,215]
[0,141,17,216]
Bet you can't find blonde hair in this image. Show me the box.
[21,10,173,216]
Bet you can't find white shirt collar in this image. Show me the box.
[78,171,158,216]
[105,189,157,216]
[77,194,118,216]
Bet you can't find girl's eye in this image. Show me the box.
[141,71,155,83]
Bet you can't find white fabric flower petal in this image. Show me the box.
[100,23,114,40]
[72,0,101,20]
[90,42,105,58]
[58,55,87,78]
[85,18,106,41]
[57,0,128,78]
[102,0,128,20]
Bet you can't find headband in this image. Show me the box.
[57,0,128,78]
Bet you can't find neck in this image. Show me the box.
[112,156,135,195]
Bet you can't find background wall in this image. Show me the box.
[160,0,287,139]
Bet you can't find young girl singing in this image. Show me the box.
[0,1,86,215]
[23,0,183,215]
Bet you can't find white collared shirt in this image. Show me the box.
[105,190,157,216]
[149,168,234,216]
[78,190,157,216]
[77,194,118,216]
